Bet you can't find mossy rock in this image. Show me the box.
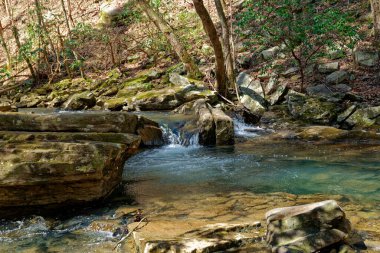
[104,97,128,111]
[288,91,342,125]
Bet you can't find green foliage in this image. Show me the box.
[0,67,11,81]
[114,4,142,26]
[238,0,359,79]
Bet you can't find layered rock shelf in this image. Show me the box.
[0,111,163,210]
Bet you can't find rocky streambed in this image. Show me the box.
[0,110,379,252]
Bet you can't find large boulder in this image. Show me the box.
[193,99,235,145]
[266,200,352,253]
[287,91,341,125]
[0,140,139,208]
[0,111,163,211]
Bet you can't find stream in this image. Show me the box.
[0,112,379,252]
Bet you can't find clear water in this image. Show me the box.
[124,139,380,204]
[0,112,379,252]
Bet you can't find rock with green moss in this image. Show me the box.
[63,91,96,110]
[16,94,45,108]
[0,111,139,133]
[104,97,128,111]
[287,90,341,125]
[344,106,380,129]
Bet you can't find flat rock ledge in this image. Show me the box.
[0,111,163,211]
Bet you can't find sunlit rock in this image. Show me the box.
[266,200,352,253]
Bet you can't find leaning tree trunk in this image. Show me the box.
[214,0,238,98]
[136,0,202,79]
[192,0,228,96]
[371,0,380,46]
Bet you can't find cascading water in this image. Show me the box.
[160,124,199,147]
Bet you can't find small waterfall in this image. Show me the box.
[233,117,267,137]
[160,124,199,147]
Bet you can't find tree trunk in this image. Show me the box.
[136,0,202,79]
[60,0,85,78]
[12,25,38,83]
[0,20,12,71]
[192,0,228,96]
[214,0,235,92]
[370,0,380,45]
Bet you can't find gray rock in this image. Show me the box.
[262,46,279,60]
[267,84,289,106]
[337,105,357,124]
[345,106,380,129]
[63,92,96,110]
[236,72,264,97]
[266,200,352,253]
[318,62,339,74]
[306,84,333,97]
[236,72,253,88]
[281,67,299,77]
[197,107,215,145]
[241,94,266,117]
[332,84,352,93]
[326,71,349,85]
[98,0,127,26]
[354,49,379,67]
[169,73,191,87]
[265,76,278,95]
[210,108,234,145]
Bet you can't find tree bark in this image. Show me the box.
[0,20,12,71]
[136,0,202,79]
[214,0,235,90]
[192,0,228,96]
[370,0,380,45]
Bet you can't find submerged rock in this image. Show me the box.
[266,200,352,253]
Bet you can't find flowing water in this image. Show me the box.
[0,112,379,252]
